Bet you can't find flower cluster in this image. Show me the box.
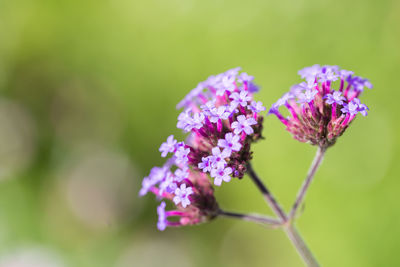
[140,67,266,230]
[177,67,265,183]
[269,65,372,148]
[140,158,219,231]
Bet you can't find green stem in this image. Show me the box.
[289,147,326,221]
[246,162,320,267]
[218,209,281,226]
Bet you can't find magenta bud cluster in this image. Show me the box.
[269,65,372,148]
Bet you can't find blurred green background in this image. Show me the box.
[0,0,399,266]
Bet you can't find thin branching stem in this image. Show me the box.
[289,146,326,221]
[246,162,287,221]
[284,224,320,267]
[246,162,320,267]
[218,210,281,226]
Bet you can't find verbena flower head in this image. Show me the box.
[140,67,266,231]
[269,65,372,148]
[176,67,265,182]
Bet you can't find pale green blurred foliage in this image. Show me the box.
[0,0,399,266]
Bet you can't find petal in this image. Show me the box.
[214,178,222,186]
[225,167,232,175]
[244,126,254,135]
[237,115,246,123]
[223,175,231,183]
[173,196,181,205]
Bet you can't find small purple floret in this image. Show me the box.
[238,72,254,83]
[230,91,252,107]
[341,99,360,115]
[325,91,346,105]
[159,172,177,194]
[346,76,373,91]
[268,92,295,114]
[198,156,213,173]
[209,106,230,123]
[318,69,338,82]
[177,110,205,132]
[298,64,321,80]
[250,101,266,113]
[231,115,257,135]
[174,168,189,182]
[218,133,242,155]
[175,146,190,165]
[139,166,168,196]
[297,89,318,104]
[159,135,177,157]
[157,202,167,231]
[210,166,232,186]
[210,147,230,169]
[173,184,193,208]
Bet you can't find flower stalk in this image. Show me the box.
[289,146,326,221]
[218,209,281,226]
[246,162,287,221]
[246,162,320,267]
[284,224,320,267]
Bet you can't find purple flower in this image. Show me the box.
[210,147,230,169]
[175,146,190,165]
[346,76,373,91]
[200,100,216,116]
[159,135,177,157]
[210,166,232,186]
[198,156,213,173]
[177,110,205,132]
[338,69,354,79]
[224,67,241,77]
[139,166,168,196]
[318,69,338,82]
[238,72,254,83]
[228,101,239,114]
[218,133,242,155]
[231,115,257,135]
[230,91,252,107]
[143,67,268,231]
[159,172,177,194]
[297,89,318,104]
[139,177,153,197]
[209,106,230,123]
[289,80,317,97]
[324,91,346,105]
[352,98,369,116]
[214,75,235,96]
[298,64,321,80]
[190,112,205,130]
[271,64,371,148]
[358,104,369,116]
[269,92,295,114]
[221,75,236,92]
[176,83,205,109]
[249,101,266,113]
[173,184,193,208]
[341,99,360,115]
[174,168,189,182]
[248,82,260,93]
[177,109,192,131]
[157,201,167,231]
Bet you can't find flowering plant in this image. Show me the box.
[140,65,371,266]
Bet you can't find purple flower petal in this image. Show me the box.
[159,135,177,157]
